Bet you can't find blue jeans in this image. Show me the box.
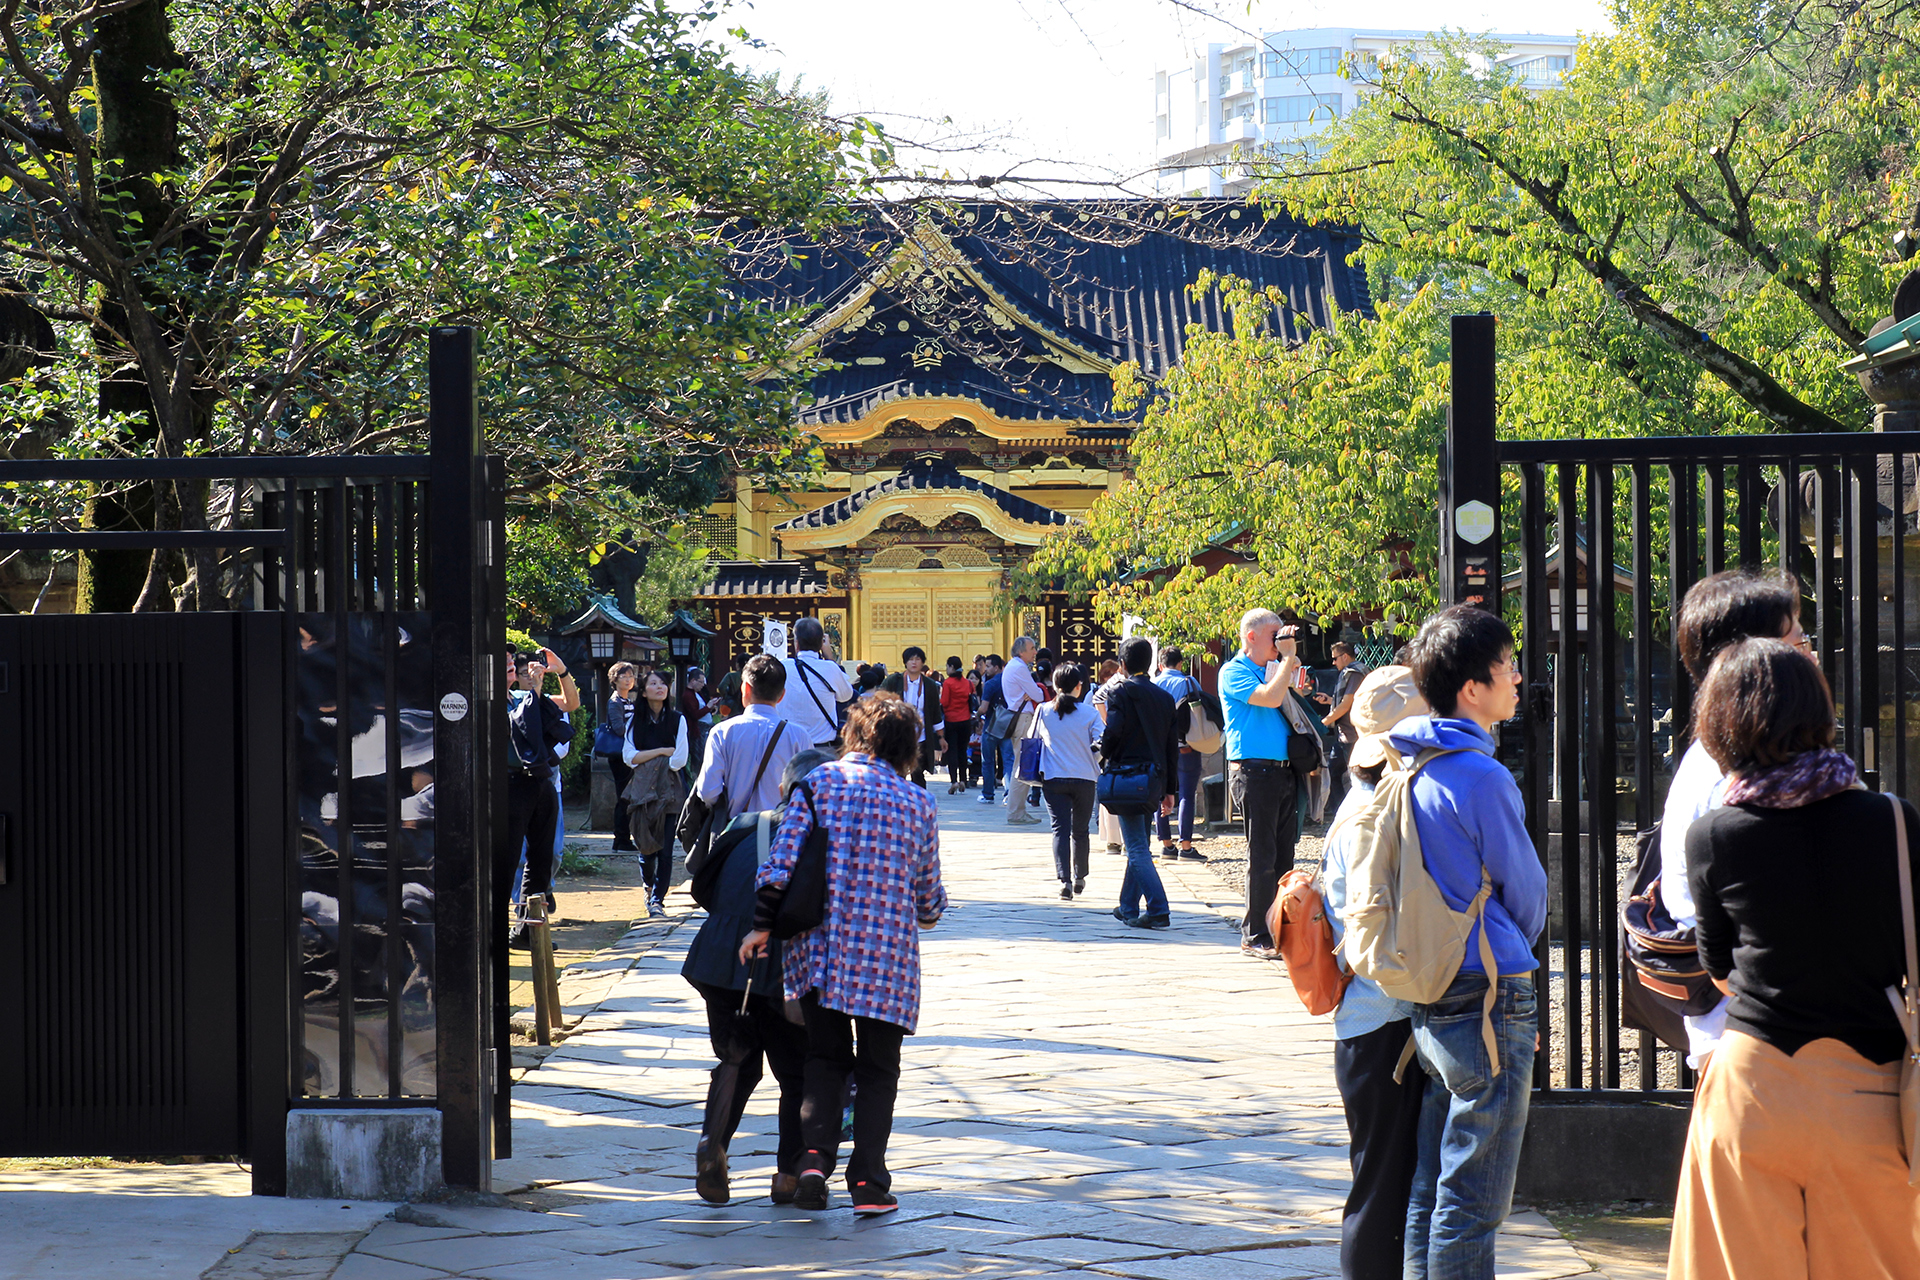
[1156,750,1206,845]
[1114,811,1169,921]
[1404,971,1537,1280]
[981,733,1004,799]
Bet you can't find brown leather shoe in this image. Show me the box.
[770,1171,799,1204]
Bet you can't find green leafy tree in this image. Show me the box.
[0,0,883,611]
[1029,0,1920,645]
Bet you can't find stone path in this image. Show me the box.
[0,789,1605,1280]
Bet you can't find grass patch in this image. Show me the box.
[557,844,605,877]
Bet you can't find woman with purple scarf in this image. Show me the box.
[1668,637,1919,1279]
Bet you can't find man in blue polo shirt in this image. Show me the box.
[1218,608,1301,959]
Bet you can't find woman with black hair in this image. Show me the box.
[1669,637,1919,1278]
[622,669,688,914]
[1033,662,1103,898]
[1099,637,1183,929]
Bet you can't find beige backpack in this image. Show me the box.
[1331,745,1503,1077]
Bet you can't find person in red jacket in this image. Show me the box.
[940,657,975,794]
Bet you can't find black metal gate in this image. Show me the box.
[0,328,505,1193]
[1442,316,1920,1101]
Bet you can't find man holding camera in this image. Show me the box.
[1218,609,1302,959]
[504,647,580,920]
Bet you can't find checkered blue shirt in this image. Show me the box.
[758,753,947,1032]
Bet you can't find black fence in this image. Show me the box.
[1445,321,1920,1101]
[0,328,505,1192]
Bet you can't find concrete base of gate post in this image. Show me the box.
[1514,1100,1690,1201]
[285,1108,443,1201]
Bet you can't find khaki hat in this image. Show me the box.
[1346,665,1429,770]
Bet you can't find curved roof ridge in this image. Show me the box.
[774,457,1071,535]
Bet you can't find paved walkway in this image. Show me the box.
[1,790,1602,1280]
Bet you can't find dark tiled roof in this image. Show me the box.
[696,560,837,597]
[558,594,652,637]
[797,368,1118,427]
[775,459,1070,534]
[735,199,1370,394]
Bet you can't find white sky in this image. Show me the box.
[724,0,1616,193]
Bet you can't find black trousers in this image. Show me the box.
[797,993,906,1191]
[692,981,809,1175]
[1333,1019,1426,1280]
[909,736,938,788]
[1042,777,1096,884]
[503,772,560,902]
[1232,760,1298,947]
[944,721,971,784]
[606,752,635,853]
[642,847,673,903]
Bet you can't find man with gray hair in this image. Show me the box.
[1218,607,1304,958]
[787,616,853,749]
[1000,635,1046,825]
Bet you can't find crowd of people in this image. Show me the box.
[502,578,1917,1278]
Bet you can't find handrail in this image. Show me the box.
[1499,430,1920,463]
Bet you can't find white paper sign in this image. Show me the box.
[762,618,790,660]
[1454,500,1496,545]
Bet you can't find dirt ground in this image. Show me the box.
[1540,1202,1673,1280]
[507,826,659,1029]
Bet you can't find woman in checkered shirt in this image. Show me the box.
[740,694,947,1215]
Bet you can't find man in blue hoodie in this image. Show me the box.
[1390,605,1545,1280]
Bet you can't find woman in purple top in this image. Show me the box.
[740,694,946,1216]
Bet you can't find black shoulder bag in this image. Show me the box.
[679,719,788,872]
[770,780,831,939]
[793,655,844,733]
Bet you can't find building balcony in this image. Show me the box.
[1219,117,1259,144]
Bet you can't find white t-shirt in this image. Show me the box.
[1658,737,1730,1063]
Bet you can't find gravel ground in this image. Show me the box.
[1182,817,1686,1091]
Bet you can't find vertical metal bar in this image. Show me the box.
[1847,459,1870,771]
[1589,462,1620,1089]
[1738,461,1762,568]
[1670,466,1700,742]
[1707,465,1727,575]
[398,483,418,609]
[262,491,283,611]
[381,482,404,1099]
[1444,313,1501,613]
[429,326,490,1188]
[1816,465,1837,690]
[1895,452,1907,798]
[330,478,355,1099]
[1555,462,1584,1090]
[1519,461,1554,1093]
[485,461,510,1156]
[1631,463,1654,833]
[1781,457,1801,579]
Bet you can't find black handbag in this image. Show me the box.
[1096,688,1160,814]
[771,781,831,940]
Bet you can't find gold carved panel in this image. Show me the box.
[871,601,928,632]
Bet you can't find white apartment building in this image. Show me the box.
[1152,28,1582,196]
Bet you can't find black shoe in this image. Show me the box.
[1073,876,1086,895]
[794,1169,829,1210]
[1179,848,1207,861]
[1160,843,1179,862]
[1129,914,1171,930]
[850,1181,898,1215]
[1111,907,1138,925]
[770,1172,799,1204]
[507,921,532,951]
[1059,883,1073,899]
[695,1138,729,1205]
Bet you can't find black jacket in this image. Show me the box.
[1098,674,1185,812]
[902,672,943,746]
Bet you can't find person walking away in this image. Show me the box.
[503,649,578,937]
[898,647,944,788]
[1090,658,1127,856]
[1390,606,1545,1280]
[604,662,640,860]
[941,656,974,793]
[679,666,711,776]
[1322,665,1430,1280]
[1034,663,1103,899]
[965,669,985,789]
[1219,609,1304,958]
[1668,637,1920,1279]
[739,696,947,1214]
[787,618,854,751]
[622,670,689,914]
[711,666,744,724]
[1101,637,1184,929]
[692,655,807,834]
[1659,569,1807,1070]
[978,656,1007,805]
[683,748,834,1205]
[1153,647,1207,862]
[1001,637,1047,826]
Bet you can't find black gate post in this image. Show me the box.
[1443,313,1500,614]
[429,326,493,1191]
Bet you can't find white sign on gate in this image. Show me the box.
[1454,500,1496,545]
[762,617,790,660]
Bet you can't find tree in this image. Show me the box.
[1026,0,1920,646]
[0,0,885,610]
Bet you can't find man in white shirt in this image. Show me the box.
[899,646,945,788]
[1000,635,1046,825]
[785,617,853,748]
[695,655,807,820]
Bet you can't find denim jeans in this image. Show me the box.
[981,733,1004,799]
[1042,778,1096,884]
[1404,971,1538,1280]
[1114,811,1169,921]
[1156,750,1206,845]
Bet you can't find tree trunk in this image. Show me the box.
[77,0,182,613]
